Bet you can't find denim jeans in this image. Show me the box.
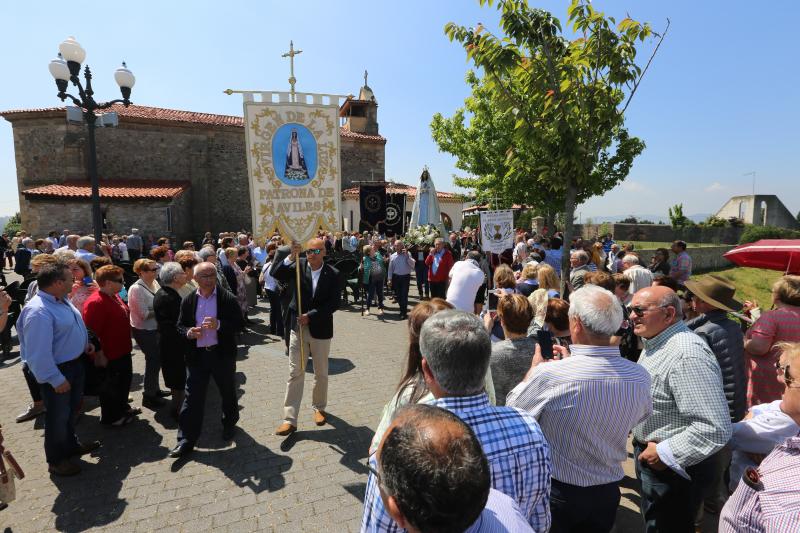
[133,328,161,397]
[366,279,384,310]
[40,357,85,464]
[634,441,724,533]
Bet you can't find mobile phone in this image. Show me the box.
[537,329,554,360]
[83,276,93,285]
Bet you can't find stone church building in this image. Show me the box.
[1,77,387,243]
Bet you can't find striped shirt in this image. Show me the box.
[361,393,551,532]
[719,432,800,533]
[507,345,652,486]
[633,321,732,475]
[465,489,534,532]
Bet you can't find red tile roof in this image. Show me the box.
[22,180,190,200]
[462,203,526,213]
[0,104,386,143]
[342,183,463,203]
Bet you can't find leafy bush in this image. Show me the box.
[703,215,728,227]
[739,224,800,244]
[620,216,638,224]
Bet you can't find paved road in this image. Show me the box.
[0,269,717,532]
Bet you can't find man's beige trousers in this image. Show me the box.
[283,324,331,424]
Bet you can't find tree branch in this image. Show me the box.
[620,17,670,115]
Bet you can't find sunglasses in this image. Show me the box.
[111,278,124,284]
[776,361,800,389]
[306,249,322,255]
[626,304,669,316]
[365,461,381,485]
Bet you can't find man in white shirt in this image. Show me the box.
[446,251,486,313]
[622,254,653,294]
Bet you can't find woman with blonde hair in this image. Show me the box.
[516,262,539,297]
[67,258,98,314]
[129,258,165,409]
[744,275,800,406]
[535,263,561,298]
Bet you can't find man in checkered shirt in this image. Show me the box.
[361,310,551,532]
[631,286,732,532]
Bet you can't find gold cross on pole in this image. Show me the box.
[282,40,302,100]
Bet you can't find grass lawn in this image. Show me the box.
[691,267,782,306]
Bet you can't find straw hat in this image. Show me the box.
[684,276,742,313]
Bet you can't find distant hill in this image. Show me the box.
[0,216,10,231]
[581,213,711,224]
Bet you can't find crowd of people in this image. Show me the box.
[1,225,799,532]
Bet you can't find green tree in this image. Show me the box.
[668,203,689,228]
[3,212,21,236]
[441,0,666,284]
[431,72,562,219]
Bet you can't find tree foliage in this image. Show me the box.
[668,203,691,228]
[439,0,665,282]
[3,212,21,236]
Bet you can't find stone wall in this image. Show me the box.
[340,140,385,189]
[636,245,736,273]
[20,195,190,242]
[574,223,744,244]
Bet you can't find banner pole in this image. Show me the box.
[295,251,306,372]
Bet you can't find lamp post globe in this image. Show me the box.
[114,62,135,102]
[58,36,86,76]
[49,53,70,95]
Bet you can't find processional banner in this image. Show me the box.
[242,94,342,244]
[385,193,407,236]
[359,184,387,231]
[479,209,515,254]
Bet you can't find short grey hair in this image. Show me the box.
[76,236,95,250]
[159,262,184,285]
[22,237,34,247]
[54,249,76,260]
[419,310,491,396]
[434,237,445,245]
[622,254,639,265]
[572,250,589,264]
[568,285,623,337]
[197,247,216,262]
[656,289,683,318]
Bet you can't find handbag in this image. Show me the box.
[0,425,25,505]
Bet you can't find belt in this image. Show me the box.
[198,344,219,352]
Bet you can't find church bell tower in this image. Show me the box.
[340,70,379,136]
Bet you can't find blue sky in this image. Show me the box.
[2,0,799,221]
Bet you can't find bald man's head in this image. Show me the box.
[631,285,681,339]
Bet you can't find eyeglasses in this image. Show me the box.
[306,249,322,255]
[627,304,669,316]
[110,278,124,284]
[776,361,800,389]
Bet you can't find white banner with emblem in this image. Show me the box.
[240,92,343,244]
[479,209,515,254]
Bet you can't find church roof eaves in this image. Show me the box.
[342,183,462,203]
[1,104,386,143]
[22,179,191,201]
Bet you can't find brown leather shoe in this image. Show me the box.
[314,410,327,426]
[275,422,297,436]
[48,460,81,476]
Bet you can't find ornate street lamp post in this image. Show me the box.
[48,36,135,254]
